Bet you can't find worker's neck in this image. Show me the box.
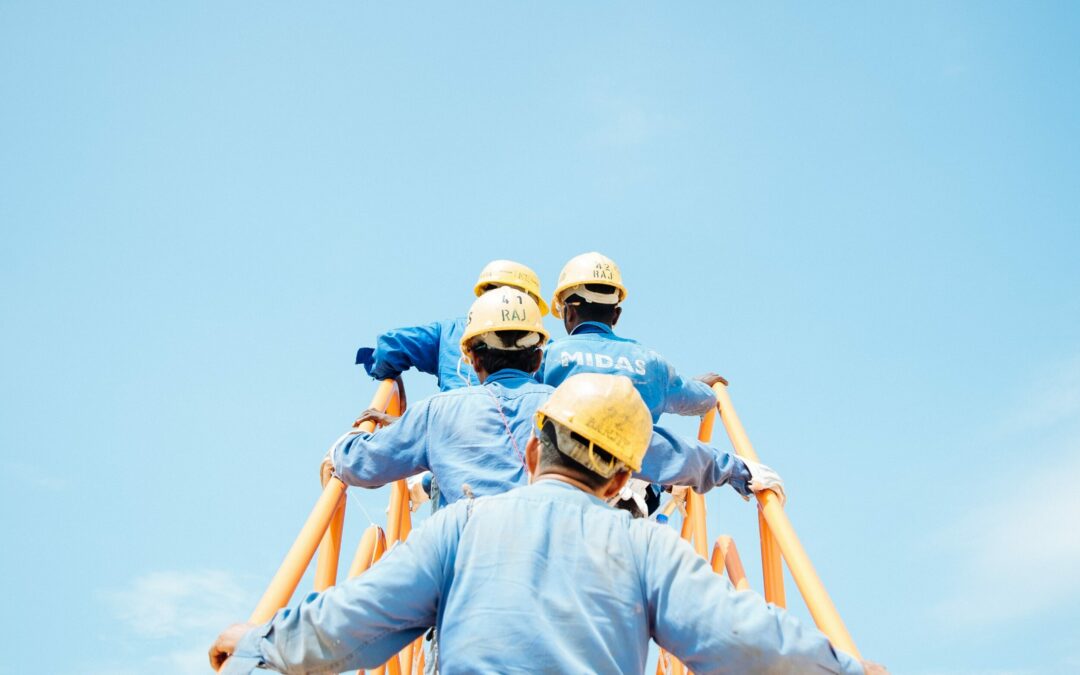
[475,366,536,384]
[567,319,613,333]
[532,470,608,498]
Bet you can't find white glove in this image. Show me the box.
[407,472,432,510]
[609,478,651,518]
[743,460,786,506]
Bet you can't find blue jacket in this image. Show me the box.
[541,322,716,422]
[355,316,479,392]
[331,370,753,507]
[224,481,863,675]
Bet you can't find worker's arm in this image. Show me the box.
[657,357,719,417]
[636,425,753,496]
[355,321,444,380]
[214,504,467,674]
[641,525,864,674]
[332,398,431,487]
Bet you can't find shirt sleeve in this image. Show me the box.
[640,526,863,675]
[657,358,717,417]
[636,425,753,496]
[222,505,468,674]
[356,321,444,380]
[332,399,431,487]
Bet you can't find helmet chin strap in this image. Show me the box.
[456,355,474,386]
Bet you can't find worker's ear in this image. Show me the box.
[525,435,540,482]
[527,348,543,374]
[610,305,622,327]
[562,303,577,331]
[601,469,631,500]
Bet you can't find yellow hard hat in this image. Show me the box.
[460,287,550,357]
[474,259,549,316]
[535,373,653,475]
[550,252,628,318]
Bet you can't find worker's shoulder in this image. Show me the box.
[549,332,643,348]
[427,379,551,404]
[434,315,466,332]
[624,518,686,561]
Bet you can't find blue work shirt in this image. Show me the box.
[224,480,863,675]
[331,370,753,507]
[355,316,478,392]
[541,322,716,422]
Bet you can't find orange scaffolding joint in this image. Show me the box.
[712,535,751,591]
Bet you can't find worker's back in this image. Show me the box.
[437,480,853,674]
[333,369,553,506]
[440,480,649,673]
[542,322,715,422]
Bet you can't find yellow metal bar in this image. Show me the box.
[249,380,398,624]
[712,383,861,659]
[758,509,786,607]
[712,535,751,591]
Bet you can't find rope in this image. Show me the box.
[481,382,527,468]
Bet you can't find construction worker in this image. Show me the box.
[354,259,549,392]
[321,287,783,508]
[543,251,724,422]
[211,374,884,675]
[542,252,728,516]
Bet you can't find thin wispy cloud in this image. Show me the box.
[586,95,676,149]
[1004,356,1080,433]
[932,358,1080,629]
[3,461,70,492]
[91,569,257,675]
[101,569,252,639]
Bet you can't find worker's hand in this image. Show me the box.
[353,408,399,429]
[743,460,786,506]
[209,622,255,671]
[696,372,729,387]
[860,660,890,674]
[320,455,335,488]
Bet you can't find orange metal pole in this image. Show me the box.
[249,477,347,623]
[348,526,387,579]
[687,491,708,558]
[712,383,861,659]
[758,509,786,607]
[352,527,388,675]
[386,480,408,542]
[712,535,751,591]
[663,412,721,675]
[397,484,412,541]
[314,381,402,590]
[249,380,398,624]
[678,408,712,557]
[313,494,346,591]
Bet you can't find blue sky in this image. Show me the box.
[2,2,1078,673]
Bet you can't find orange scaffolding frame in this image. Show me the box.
[243,379,859,674]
